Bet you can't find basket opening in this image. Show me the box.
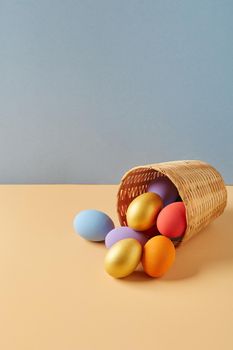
[117,166,185,247]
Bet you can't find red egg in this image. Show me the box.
[157,202,187,239]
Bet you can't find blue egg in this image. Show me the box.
[73,209,115,241]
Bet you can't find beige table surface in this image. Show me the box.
[0,185,232,350]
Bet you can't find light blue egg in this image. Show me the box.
[73,209,115,241]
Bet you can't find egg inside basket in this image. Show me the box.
[117,160,227,247]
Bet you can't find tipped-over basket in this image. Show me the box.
[117,160,227,247]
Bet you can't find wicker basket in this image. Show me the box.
[117,160,227,247]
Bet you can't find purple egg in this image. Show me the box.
[105,226,148,248]
[148,176,179,206]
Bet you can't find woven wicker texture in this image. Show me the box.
[117,160,227,247]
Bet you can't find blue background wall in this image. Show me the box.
[0,0,232,183]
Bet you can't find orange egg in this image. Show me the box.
[142,236,176,277]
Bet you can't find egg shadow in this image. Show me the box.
[84,239,106,246]
[122,265,155,282]
[162,207,233,281]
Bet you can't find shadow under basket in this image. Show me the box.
[117,160,227,247]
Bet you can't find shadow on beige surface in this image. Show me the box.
[121,207,233,282]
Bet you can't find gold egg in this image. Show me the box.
[126,192,163,231]
[104,238,142,278]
